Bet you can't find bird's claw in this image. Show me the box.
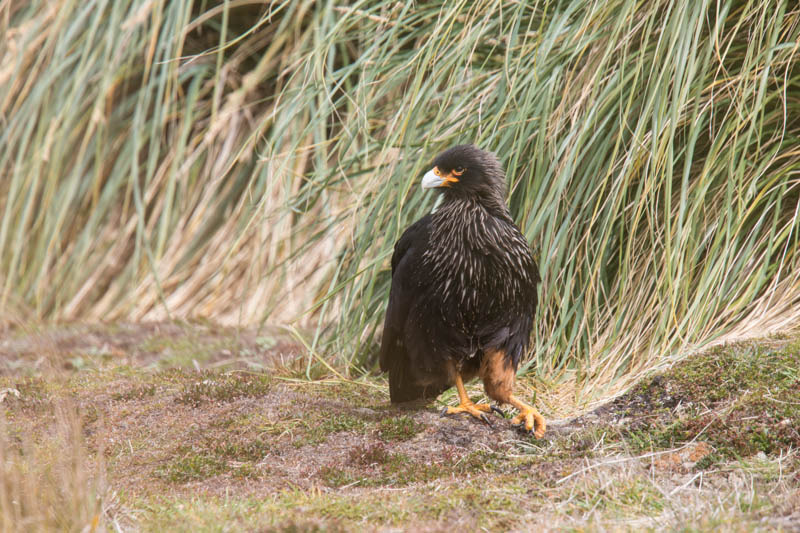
[440,403,494,427]
[490,405,505,418]
[441,403,544,437]
[514,423,532,435]
[511,411,545,439]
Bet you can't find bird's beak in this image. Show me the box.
[421,166,459,189]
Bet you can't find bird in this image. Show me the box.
[379,144,545,438]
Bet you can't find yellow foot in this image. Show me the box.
[440,403,504,426]
[511,409,546,439]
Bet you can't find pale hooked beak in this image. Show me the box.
[421,166,459,189]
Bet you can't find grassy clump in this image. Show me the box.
[312,381,386,405]
[301,414,370,446]
[324,446,508,488]
[111,383,157,401]
[157,451,229,483]
[176,371,271,406]
[318,466,360,488]
[0,405,108,531]
[139,335,241,368]
[378,416,423,442]
[266,520,348,533]
[614,341,800,459]
[348,442,392,466]
[211,438,272,463]
[320,451,451,488]
[0,377,51,413]
[158,437,272,483]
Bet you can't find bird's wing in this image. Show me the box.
[379,214,432,373]
[476,233,540,369]
[504,249,540,368]
[390,214,431,273]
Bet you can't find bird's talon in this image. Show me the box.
[491,405,505,418]
[439,407,449,417]
[480,413,493,426]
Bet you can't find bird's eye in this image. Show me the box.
[452,166,465,176]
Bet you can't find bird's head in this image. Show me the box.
[421,145,507,210]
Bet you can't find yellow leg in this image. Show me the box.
[508,395,546,439]
[441,373,499,424]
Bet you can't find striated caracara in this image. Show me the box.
[379,144,545,438]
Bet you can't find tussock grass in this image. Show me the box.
[1,1,799,401]
[0,403,113,532]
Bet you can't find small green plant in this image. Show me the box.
[301,414,369,446]
[157,452,227,483]
[232,463,259,480]
[377,416,422,442]
[318,466,360,488]
[111,384,157,401]
[176,372,271,406]
[212,439,271,462]
[348,442,391,466]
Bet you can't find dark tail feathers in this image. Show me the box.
[388,359,446,403]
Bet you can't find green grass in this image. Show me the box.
[157,439,270,483]
[138,336,233,368]
[322,448,509,488]
[377,416,423,442]
[111,383,157,401]
[157,450,230,484]
[301,414,370,446]
[176,371,272,406]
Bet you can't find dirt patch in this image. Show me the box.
[0,321,301,375]
[648,441,714,472]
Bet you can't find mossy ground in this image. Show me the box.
[581,338,800,476]
[1,323,798,531]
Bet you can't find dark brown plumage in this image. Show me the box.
[379,144,546,437]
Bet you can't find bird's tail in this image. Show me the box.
[388,360,446,403]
